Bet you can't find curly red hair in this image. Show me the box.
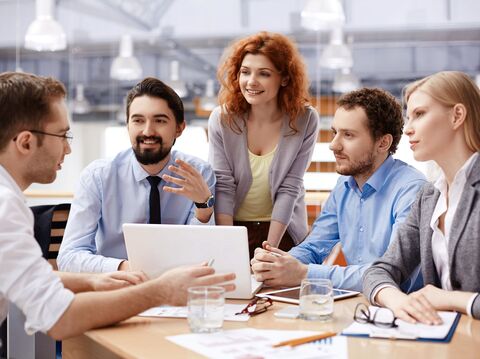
[217,31,310,133]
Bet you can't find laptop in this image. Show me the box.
[122,223,262,299]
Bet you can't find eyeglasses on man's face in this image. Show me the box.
[29,130,74,145]
[354,303,398,328]
[235,297,273,316]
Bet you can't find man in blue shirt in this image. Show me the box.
[251,88,426,291]
[58,78,216,273]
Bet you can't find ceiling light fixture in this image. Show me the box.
[70,84,91,114]
[168,60,188,98]
[110,35,143,81]
[24,0,66,51]
[332,68,361,93]
[199,79,217,111]
[301,0,345,31]
[320,27,353,69]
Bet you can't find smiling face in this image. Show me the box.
[127,95,184,167]
[28,98,72,184]
[405,90,455,162]
[238,53,286,108]
[329,106,380,181]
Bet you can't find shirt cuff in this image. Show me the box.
[306,263,329,279]
[370,284,397,305]
[103,257,125,272]
[466,293,479,317]
[190,213,214,225]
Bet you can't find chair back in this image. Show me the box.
[30,203,71,270]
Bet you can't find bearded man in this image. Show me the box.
[251,88,426,291]
[58,78,216,273]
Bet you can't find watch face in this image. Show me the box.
[206,195,215,208]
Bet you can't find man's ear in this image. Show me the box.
[377,134,393,154]
[14,131,35,155]
[176,121,186,138]
[451,103,467,130]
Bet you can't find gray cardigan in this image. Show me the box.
[208,106,320,244]
[363,154,480,319]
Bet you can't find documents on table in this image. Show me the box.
[167,328,348,359]
[342,306,460,342]
[138,304,250,322]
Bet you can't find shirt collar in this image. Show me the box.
[0,164,26,201]
[131,148,177,183]
[433,152,479,192]
[344,155,395,194]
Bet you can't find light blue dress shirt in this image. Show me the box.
[289,156,426,291]
[58,148,216,273]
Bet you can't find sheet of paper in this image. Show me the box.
[138,304,250,322]
[342,306,458,339]
[167,328,348,359]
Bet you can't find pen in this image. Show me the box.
[369,332,417,340]
[207,258,215,267]
[268,251,282,257]
[272,331,337,347]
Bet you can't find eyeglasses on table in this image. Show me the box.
[235,297,273,316]
[354,303,398,328]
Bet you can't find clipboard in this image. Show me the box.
[341,309,461,343]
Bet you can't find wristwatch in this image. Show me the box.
[194,194,215,209]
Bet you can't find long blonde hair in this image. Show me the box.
[404,71,480,152]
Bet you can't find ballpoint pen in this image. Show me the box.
[207,258,215,267]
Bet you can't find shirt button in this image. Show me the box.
[360,198,365,203]
[359,227,364,232]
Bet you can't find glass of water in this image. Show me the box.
[187,286,225,333]
[299,278,334,321]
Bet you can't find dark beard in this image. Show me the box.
[335,153,375,177]
[133,136,171,165]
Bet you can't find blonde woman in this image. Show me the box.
[363,71,480,322]
[208,32,319,258]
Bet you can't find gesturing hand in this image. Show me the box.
[162,158,212,203]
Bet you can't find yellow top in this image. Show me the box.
[234,147,276,221]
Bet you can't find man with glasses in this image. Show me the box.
[0,72,234,340]
[58,77,216,273]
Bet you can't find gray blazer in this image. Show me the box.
[363,154,480,319]
[208,106,320,244]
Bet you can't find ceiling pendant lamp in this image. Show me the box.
[301,0,345,31]
[168,60,188,98]
[24,0,66,51]
[110,35,143,81]
[332,68,361,93]
[70,84,91,114]
[198,79,217,111]
[320,27,353,69]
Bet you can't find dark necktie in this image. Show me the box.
[146,176,161,224]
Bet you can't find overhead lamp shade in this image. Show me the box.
[70,84,91,114]
[168,60,187,98]
[199,79,217,111]
[301,0,345,31]
[25,0,66,51]
[320,27,353,69]
[332,68,361,93]
[110,35,143,81]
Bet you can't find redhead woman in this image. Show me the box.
[208,32,319,258]
[363,71,480,322]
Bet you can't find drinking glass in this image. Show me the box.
[299,279,334,321]
[187,286,225,333]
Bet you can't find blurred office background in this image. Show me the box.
[0,0,479,196]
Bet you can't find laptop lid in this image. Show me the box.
[122,223,261,299]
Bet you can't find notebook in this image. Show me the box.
[122,223,262,299]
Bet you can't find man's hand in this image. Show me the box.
[251,241,307,287]
[156,264,236,306]
[90,271,148,291]
[376,286,443,325]
[162,159,212,203]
